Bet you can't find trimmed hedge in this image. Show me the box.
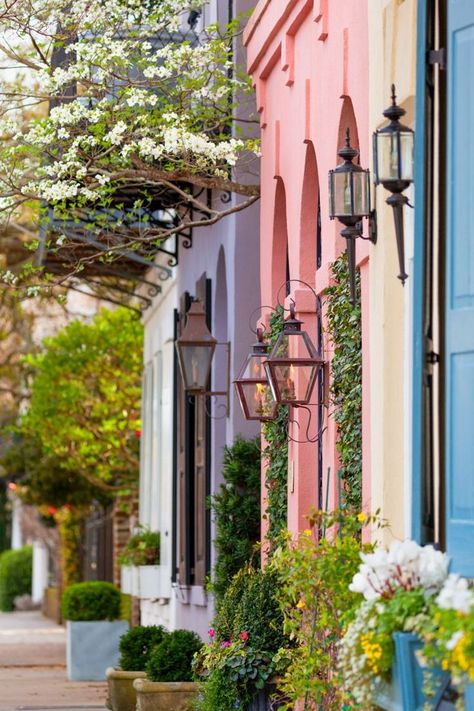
[0,546,32,612]
[119,625,168,671]
[146,629,202,682]
[61,581,121,621]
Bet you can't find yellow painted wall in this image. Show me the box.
[368,0,417,541]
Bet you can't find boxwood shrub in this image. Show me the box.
[61,581,121,621]
[0,546,32,612]
[146,629,202,682]
[119,624,168,671]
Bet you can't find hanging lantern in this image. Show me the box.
[175,300,217,393]
[373,84,415,284]
[264,303,324,406]
[234,329,278,421]
[329,128,374,304]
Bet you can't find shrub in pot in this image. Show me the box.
[106,625,168,711]
[194,565,288,711]
[62,581,128,681]
[134,630,202,711]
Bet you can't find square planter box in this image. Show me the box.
[464,683,474,710]
[67,620,129,681]
[374,633,450,711]
[121,566,139,596]
[138,565,170,599]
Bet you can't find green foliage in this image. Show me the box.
[0,481,10,553]
[56,506,84,588]
[262,306,288,548]
[270,510,374,710]
[210,436,261,604]
[326,254,363,510]
[118,527,160,566]
[19,307,143,502]
[119,625,168,672]
[61,581,121,621]
[0,545,32,611]
[195,566,287,710]
[146,629,202,682]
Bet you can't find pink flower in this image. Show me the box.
[240,631,248,641]
[220,640,231,648]
[208,628,215,638]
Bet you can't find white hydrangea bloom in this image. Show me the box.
[436,574,474,613]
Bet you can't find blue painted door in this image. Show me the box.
[446,0,474,575]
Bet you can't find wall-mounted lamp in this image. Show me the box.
[373,85,414,284]
[234,328,277,422]
[264,302,325,407]
[329,129,376,304]
[175,299,230,415]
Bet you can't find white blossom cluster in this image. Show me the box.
[436,574,474,614]
[0,0,259,223]
[349,539,449,600]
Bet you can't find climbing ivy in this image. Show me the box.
[325,253,363,510]
[263,307,289,548]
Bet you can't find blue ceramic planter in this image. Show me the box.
[374,632,450,711]
[464,683,474,710]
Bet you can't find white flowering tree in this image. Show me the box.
[0,0,259,287]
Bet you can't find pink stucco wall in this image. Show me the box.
[244,0,371,535]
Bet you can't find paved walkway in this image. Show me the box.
[0,611,107,711]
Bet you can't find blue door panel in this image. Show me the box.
[446,0,474,575]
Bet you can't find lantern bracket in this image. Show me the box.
[200,341,230,418]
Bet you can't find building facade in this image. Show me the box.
[244,0,371,533]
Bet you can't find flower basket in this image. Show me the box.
[373,633,450,711]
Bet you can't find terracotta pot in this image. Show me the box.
[133,678,199,711]
[106,667,147,711]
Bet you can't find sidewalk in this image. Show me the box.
[0,611,107,711]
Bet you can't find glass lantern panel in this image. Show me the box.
[179,344,213,390]
[399,131,414,181]
[241,353,266,380]
[238,381,276,419]
[331,171,353,217]
[352,171,370,216]
[271,362,317,403]
[376,132,400,181]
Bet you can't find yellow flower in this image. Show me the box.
[304,529,312,537]
[296,599,306,610]
[357,512,367,523]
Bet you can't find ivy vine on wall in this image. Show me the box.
[325,253,363,511]
[263,306,289,548]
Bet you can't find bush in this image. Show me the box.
[119,625,168,671]
[118,527,160,566]
[146,629,202,682]
[194,566,287,711]
[0,546,32,612]
[210,436,261,604]
[215,566,286,653]
[61,581,121,621]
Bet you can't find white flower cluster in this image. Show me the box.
[436,573,474,614]
[349,539,449,600]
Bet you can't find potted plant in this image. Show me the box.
[134,629,202,710]
[119,527,166,599]
[62,581,128,681]
[193,566,288,711]
[106,625,168,711]
[339,539,451,709]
